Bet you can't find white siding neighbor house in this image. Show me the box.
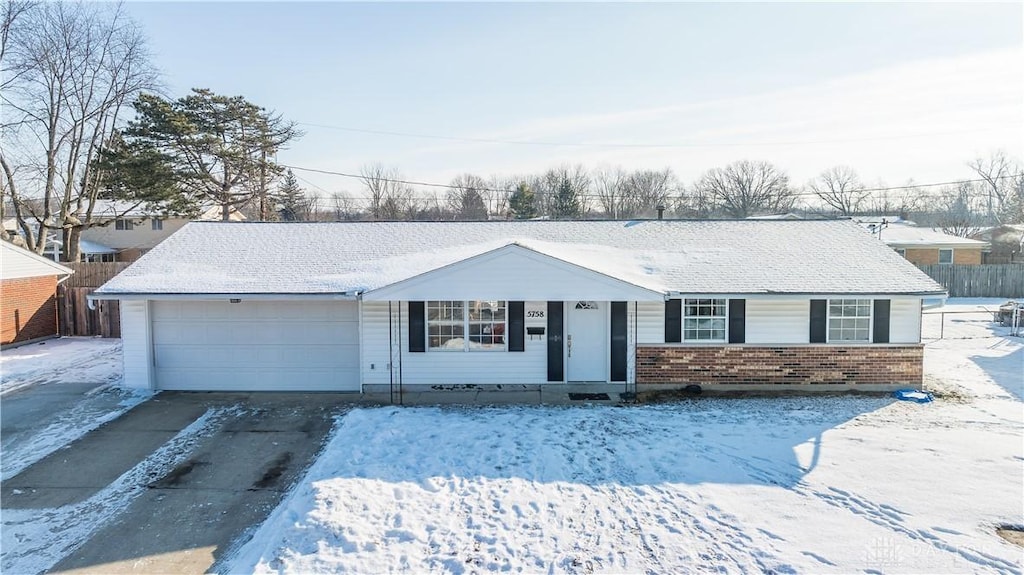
[91,220,945,395]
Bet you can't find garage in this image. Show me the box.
[150,300,360,391]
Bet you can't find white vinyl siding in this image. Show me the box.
[745,299,810,344]
[120,300,154,390]
[150,300,359,391]
[362,301,547,385]
[889,298,923,343]
[635,301,664,344]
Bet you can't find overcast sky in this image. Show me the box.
[125,2,1024,197]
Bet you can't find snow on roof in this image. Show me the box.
[94,220,945,296]
[1,240,74,280]
[88,200,246,221]
[878,224,989,247]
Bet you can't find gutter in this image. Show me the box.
[87,291,363,302]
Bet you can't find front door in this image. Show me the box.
[566,301,607,382]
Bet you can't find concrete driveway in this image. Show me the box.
[1,391,358,574]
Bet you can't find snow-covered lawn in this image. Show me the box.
[0,336,123,395]
[231,301,1024,574]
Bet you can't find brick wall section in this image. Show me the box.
[1,276,59,345]
[903,247,982,266]
[636,345,923,387]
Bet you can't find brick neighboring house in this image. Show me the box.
[1,241,73,347]
[875,223,989,266]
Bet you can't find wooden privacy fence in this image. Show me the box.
[918,264,1024,298]
[58,262,130,337]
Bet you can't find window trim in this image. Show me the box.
[151,218,163,231]
[682,298,728,343]
[426,300,507,352]
[826,298,872,343]
[114,218,134,231]
[938,248,953,265]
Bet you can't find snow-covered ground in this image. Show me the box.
[0,337,123,396]
[230,299,1024,574]
[0,337,151,481]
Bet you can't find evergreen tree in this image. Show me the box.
[276,169,307,221]
[551,177,581,219]
[124,88,300,221]
[509,182,538,219]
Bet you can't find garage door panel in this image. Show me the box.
[151,301,360,391]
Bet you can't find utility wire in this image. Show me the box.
[281,163,1017,200]
[295,121,1011,149]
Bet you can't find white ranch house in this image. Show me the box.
[92,220,945,395]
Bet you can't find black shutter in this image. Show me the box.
[408,301,426,352]
[873,299,891,343]
[508,301,525,352]
[547,301,564,382]
[610,301,627,382]
[728,299,746,344]
[665,299,682,343]
[809,299,827,343]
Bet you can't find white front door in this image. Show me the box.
[566,301,607,382]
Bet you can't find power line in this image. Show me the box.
[281,162,1016,200]
[295,121,1012,149]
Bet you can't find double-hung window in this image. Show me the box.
[151,219,163,231]
[427,300,506,351]
[115,218,133,231]
[683,298,727,341]
[828,299,871,342]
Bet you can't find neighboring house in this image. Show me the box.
[82,202,245,262]
[92,220,945,395]
[874,223,989,266]
[1,241,73,347]
[971,224,1024,264]
[3,204,246,263]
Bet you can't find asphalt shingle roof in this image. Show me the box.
[95,219,946,296]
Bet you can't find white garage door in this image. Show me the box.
[151,300,360,391]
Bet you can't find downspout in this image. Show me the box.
[397,302,404,406]
[388,301,395,405]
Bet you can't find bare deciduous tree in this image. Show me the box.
[359,163,416,220]
[446,173,489,220]
[621,168,676,218]
[695,160,793,218]
[936,182,985,237]
[593,166,627,219]
[969,151,1023,224]
[808,166,867,215]
[2,2,159,260]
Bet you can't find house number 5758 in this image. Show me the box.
[527,310,545,318]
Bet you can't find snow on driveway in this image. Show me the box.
[231,303,1024,574]
[1,337,150,480]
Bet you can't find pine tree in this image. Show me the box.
[551,177,581,219]
[509,182,538,219]
[276,169,307,221]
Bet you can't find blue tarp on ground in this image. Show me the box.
[892,389,934,403]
